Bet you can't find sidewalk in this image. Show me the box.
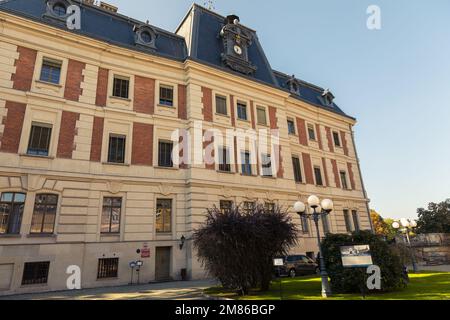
[418,264,450,272]
[0,279,218,300]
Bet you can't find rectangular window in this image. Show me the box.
[40,59,61,84]
[156,199,172,233]
[261,153,272,177]
[97,258,119,279]
[352,210,360,232]
[215,95,227,115]
[256,107,267,125]
[218,147,231,172]
[308,124,316,140]
[343,209,353,232]
[22,261,50,285]
[340,171,349,190]
[101,197,121,234]
[243,201,255,214]
[314,167,323,186]
[112,76,129,99]
[30,194,58,234]
[301,215,310,234]
[108,134,126,164]
[158,141,174,168]
[292,156,303,183]
[0,192,26,235]
[220,200,233,214]
[241,151,252,176]
[159,85,174,107]
[287,119,296,135]
[27,123,52,157]
[333,131,341,147]
[237,102,248,120]
[265,202,275,214]
[322,214,330,234]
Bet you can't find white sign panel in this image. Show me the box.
[340,245,373,267]
[273,258,284,267]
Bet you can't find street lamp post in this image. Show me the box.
[294,195,333,298]
[392,219,418,273]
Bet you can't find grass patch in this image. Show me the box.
[204,272,450,300]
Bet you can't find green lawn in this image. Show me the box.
[205,272,450,300]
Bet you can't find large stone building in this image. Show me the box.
[0,0,372,294]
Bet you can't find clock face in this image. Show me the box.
[234,45,243,55]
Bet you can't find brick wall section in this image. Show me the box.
[301,153,314,185]
[250,101,256,129]
[64,59,85,101]
[95,68,109,107]
[321,157,330,187]
[203,129,215,170]
[131,122,153,166]
[90,116,104,162]
[57,111,80,159]
[133,76,155,114]
[296,117,308,146]
[178,84,187,120]
[347,162,356,190]
[331,159,341,188]
[230,95,236,127]
[201,87,213,122]
[341,130,349,156]
[0,101,26,153]
[316,124,323,150]
[325,126,334,152]
[268,106,278,130]
[12,46,37,91]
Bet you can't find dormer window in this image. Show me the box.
[286,75,301,95]
[134,24,157,50]
[321,89,335,106]
[53,3,67,16]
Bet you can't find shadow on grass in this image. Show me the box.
[204,272,450,300]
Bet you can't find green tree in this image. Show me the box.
[193,204,298,295]
[370,210,398,241]
[416,199,450,234]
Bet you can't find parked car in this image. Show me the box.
[274,255,319,278]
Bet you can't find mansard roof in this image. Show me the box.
[0,0,353,119]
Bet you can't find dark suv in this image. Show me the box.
[274,255,319,278]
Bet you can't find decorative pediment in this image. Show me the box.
[21,174,46,192]
[220,15,257,75]
[159,184,174,196]
[107,181,123,194]
[266,191,276,202]
[245,189,256,200]
[133,24,158,51]
[222,187,233,199]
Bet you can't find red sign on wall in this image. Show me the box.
[141,243,151,258]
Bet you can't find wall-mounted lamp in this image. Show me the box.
[179,235,186,250]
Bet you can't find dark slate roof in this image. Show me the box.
[0,1,353,119]
[0,0,187,61]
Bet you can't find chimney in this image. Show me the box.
[99,1,118,13]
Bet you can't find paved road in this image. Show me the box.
[0,280,218,300]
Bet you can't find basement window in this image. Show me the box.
[22,261,50,285]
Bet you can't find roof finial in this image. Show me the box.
[204,0,215,10]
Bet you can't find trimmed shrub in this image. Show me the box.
[321,231,405,293]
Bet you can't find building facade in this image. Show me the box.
[0,0,372,295]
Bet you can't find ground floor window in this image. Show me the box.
[220,200,233,214]
[22,261,50,285]
[97,258,119,279]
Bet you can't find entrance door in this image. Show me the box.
[155,247,171,281]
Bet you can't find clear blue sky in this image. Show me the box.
[106,0,450,219]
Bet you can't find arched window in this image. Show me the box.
[0,192,26,234]
[52,3,67,16]
[30,194,58,234]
